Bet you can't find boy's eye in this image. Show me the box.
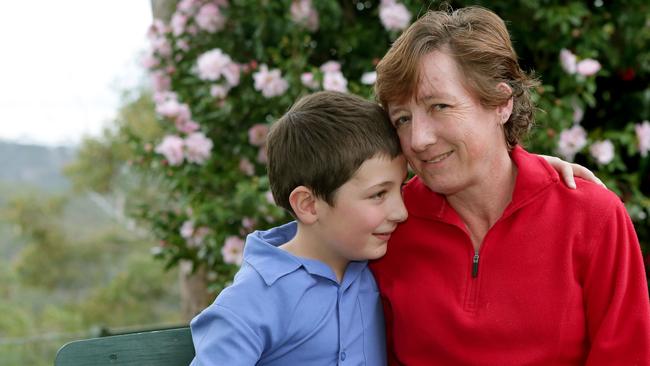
[370,190,387,200]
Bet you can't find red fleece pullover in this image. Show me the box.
[371,146,650,366]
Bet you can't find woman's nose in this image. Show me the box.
[410,114,437,152]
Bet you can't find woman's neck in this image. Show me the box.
[446,152,517,251]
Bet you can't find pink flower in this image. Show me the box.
[571,100,584,124]
[142,51,160,69]
[156,99,190,120]
[557,125,587,161]
[290,0,319,32]
[265,190,275,204]
[636,120,650,157]
[180,220,210,248]
[379,1,411,31]
[151,37,172,58]
[210,84,230,99]
[320,61,341,73]
[222,236,245,265]
[242,217,256,231]
[589,140,615,165]
[248,124,269,146]
[222,63,241,87]
[184,132,213,164]
[239,158,255,176]
[171,13,188,36]
[191,227,211,247]
[576,59,601,76]
[176,39,190,52]
[155,135,185,166]
[180,220,195,239]
[150,71,171,93]
[196,48,234,81]
[195,3,226,33]
[177,0,200,13]
[300,72,319,89]
[175,118,200,134]
[147,19,169,40]
[153,91,177,105]
[361,71,377,85]
[253,64,289,98]
[559,49,577,74]
[323,71,348,93]
[154,98,199,134]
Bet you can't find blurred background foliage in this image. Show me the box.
[68,0,649,304]
[0,93,181,365]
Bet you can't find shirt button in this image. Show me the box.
[340,351,346,361]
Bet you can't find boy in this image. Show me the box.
[189,91,408,365]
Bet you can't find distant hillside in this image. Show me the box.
[0,140,76,192]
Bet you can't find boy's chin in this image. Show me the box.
[366,244,389,260]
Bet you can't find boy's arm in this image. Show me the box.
[190,304,264,366]
[538,154,604,189]
[582,199,650,365]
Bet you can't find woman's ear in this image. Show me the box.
[495,82,513,124]
[288,186,318,224]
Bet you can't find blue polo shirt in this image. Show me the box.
[189,221,387,365]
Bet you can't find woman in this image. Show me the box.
[370,6,650,365]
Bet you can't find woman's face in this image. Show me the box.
[386,50,509,196]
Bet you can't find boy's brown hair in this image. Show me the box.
[267,91,401,216]
[375,6,539,149]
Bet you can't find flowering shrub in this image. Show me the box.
[135,0,650,292]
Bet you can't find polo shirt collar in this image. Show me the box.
[243,221,368,288]
[244,221,303,286]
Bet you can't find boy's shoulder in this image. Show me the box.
[215,246,319,316]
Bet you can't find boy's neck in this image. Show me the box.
[279,224,348,283]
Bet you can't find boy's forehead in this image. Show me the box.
[350,154,407,180]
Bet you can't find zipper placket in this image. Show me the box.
[472,251,480,278]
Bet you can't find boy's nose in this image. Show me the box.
[389,196,408,223]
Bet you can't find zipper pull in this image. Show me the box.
[472,253,479,278]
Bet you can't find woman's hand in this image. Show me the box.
[540,155,605,189]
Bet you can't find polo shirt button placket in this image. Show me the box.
[337,287,346,363]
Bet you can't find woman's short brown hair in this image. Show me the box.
[375,6,539,149]
[267,91,401,216]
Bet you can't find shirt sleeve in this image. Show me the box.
[583,198,650,365]
[190,303,265,366]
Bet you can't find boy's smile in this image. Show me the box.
[309,154,408,276]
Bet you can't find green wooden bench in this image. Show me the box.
[54,326,195,366]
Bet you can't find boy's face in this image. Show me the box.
[312,154,408,264]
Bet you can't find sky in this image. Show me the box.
[0,1,153,146]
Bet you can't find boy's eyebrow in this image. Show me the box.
[367,180,400,190]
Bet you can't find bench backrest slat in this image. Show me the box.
[54,327,195,366]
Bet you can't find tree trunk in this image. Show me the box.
[179,260,212,322]
[150,0,178,22]
[149,0,211,322]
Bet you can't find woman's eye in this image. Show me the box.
[393,116,410,127]
[432,104,449,111]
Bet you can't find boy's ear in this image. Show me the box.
[495,82,513,125]
[288,186,318,224]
